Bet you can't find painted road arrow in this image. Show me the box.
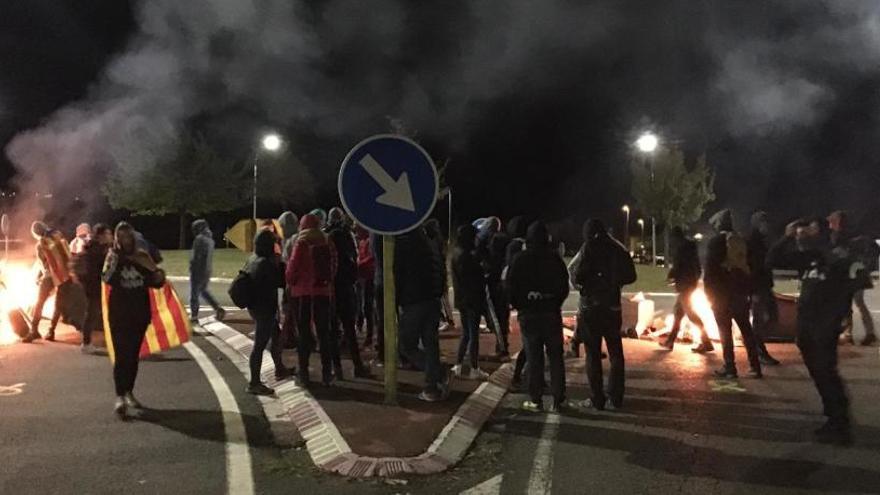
[359,153,416,212]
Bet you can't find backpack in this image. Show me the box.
[723,231,750,275]
[311,243,333,287]
[228,267,252,309]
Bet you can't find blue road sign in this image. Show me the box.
[338,134,438,235]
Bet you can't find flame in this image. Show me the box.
[0,260,55,345]
[647,285,721,342]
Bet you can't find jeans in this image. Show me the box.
[798,324,849,422]
[520,312,565,405]
[190,277,221,320]
[751,287,778,355]
[714,297,761,373]
[247,309,285,385]
[296,296,334,381]
[581,307,625,408]
[398,299,443,390]
[456,308,481,368]
[667,286,710,345]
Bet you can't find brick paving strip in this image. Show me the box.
[198,317,513,477]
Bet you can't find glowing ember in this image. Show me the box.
[0,260,55,345]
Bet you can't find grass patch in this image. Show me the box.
[160,249,249,278]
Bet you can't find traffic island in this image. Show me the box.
[199,313,513,477]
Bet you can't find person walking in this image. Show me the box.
[287,214,338,387]
[705,209,762,379]
[395,224,451,401]
[23,221,68,343]
[189,219,225,323]
[325,208,369,379]
[661,226,713,353]
[507,221,570,413]
[102,222,166,419]
[71,223,113,354]
[451,225,490,381]
[747,211,781,364]
[575,219,636,411]
[769,218,866,444]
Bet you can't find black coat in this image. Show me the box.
[452,246,485,311]
[247,230,284,317]
[394,228,446,306]
[507,246,569,314]
[668,238,701,292]
[747,230,773,291]
[326,222,358,287]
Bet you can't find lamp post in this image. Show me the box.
[621,204,630,248]
[636,132,659,265]
[254,133,283,220]
[637,218,645,243]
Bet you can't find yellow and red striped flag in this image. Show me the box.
[102,282,192,363]
[38,233,71,286]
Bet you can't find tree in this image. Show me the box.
[631,146,715,259]
[104,133,249,248]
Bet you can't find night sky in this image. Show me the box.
[2,1,880,245]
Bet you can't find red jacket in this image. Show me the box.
[286,214,338,298]
[357,235,376,281]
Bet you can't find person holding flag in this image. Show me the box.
[23,221,70,342]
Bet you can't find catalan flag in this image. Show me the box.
[102,282,192,363]
[38,232,71,286]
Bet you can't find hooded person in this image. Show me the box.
[661,226,713,353]
[768,217,868,443]
[705,209,762,379]
[102,222,166,418]
[23,221,69,342]
[506,221,570,412]
[574,219,636,411]
[747,211,781,364]
[287,214,338,386]
[451,225,491,381]
[69,223,91,255]
[310,208,328,230]
[278,211,300,265]
[325,207,369,379]
[243,229,292,396]
[277,211,300,349]
[189,219,225,323]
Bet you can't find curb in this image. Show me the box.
[168,276,233,284]
[199,317,512,477]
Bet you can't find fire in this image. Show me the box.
[656,286,720,342]
[0,260,55,345]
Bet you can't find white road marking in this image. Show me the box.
[183,342,254,495]
[0,382,25,396]
[527,413,561,494]
[460,474,503,495]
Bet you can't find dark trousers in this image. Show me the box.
[82,295,102,345]
[109,315,149,397]
[296,296,334,380]
[31,277,61,334]
[798,324,849,423]
[581,307,625,408]
[190,276,221,320]
[247,309,285,385]
[847,289,876,340]
[356,278,375,339]
[750,287,778,355]
[667,286,710,345]
[715,297,761,373]
[374,284,385,360]
[456,308,481,368]
[520,312,565,405]
[332,283,365,370]
[399,299,443,391]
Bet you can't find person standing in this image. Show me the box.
[71,223,113,354]
[486,230,511,358]
[747,211,781,364]
[507,221,570,412]
[69,223,91,255]
[23,221,68,343]
[769,218,865,443]
[395,224,451,401]
[828,211,877,346]
[189,219,225,323]
[287,214,338,387]
[575,219,636,411]
[355,225,376,346]
[451,225,490,380]
[278,211,300,348]
[102,222,166,419]
[704,210,762,379]
[325,208,369,379]
[424,219,456,333]
[661,227,713,352]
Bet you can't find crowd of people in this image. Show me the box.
[16,205,876,442]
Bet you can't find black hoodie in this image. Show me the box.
[452,225,486,311]
[247,230,284,316]
[506,222,569,314]
[575,219,632,308]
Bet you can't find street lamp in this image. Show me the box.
[637,218,645,242]
[621,205,630,248]
[254,133,283,219]
[635,131,659,265]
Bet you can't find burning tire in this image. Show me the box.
[8,309,29,338]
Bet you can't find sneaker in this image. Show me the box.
[746,368,763,379]
[692,342,714,354]
[714,367,738,379]
[658,339,675,351]
[246,383,275,396]
[124,393,143,409]
[607,401,621,411]
[451,364,464,377]
[418,389,443,402]
[467,368,490,381]
[440,367,454,400]
[521,400,543,412]
[114,397,127,420]
[579,398,605,411]
[759,354,781,366]
[438,321,450,333]
[215,308,226,322]
[371,359,384,368]
[861,334,877,346]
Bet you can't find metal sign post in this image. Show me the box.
[337,135,439,406]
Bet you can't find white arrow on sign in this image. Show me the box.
[359,154,416,212]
